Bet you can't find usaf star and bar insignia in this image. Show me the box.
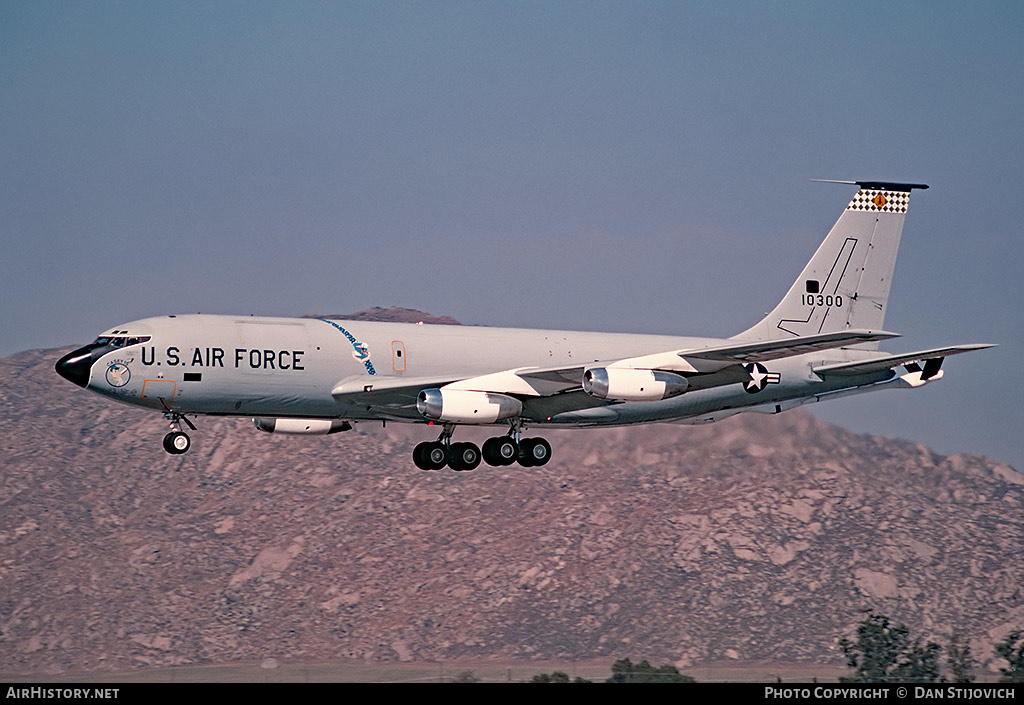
[743,362,781,393]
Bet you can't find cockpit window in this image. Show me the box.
[90,335,150,349]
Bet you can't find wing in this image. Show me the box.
[329,329,905,421]
[330,374,462,418]
[328,367,591,420]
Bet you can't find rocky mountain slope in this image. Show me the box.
[0,316,1021,676]
[302,306,461,325]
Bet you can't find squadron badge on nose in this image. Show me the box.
[105,362,131,387]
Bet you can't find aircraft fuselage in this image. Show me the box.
[58,313,892,428]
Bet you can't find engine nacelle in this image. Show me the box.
[416,388,523,424]
[582,367,689,401]
[253,418,353,434]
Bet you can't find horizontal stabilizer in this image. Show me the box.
[813,344,995,377]
[811,179,929,192]
[686,329,900,364]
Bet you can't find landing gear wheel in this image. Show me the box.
[448,442,481,472]
[423,441,448,470]
[483,436,518,466]
[413,442,436,470]
[518,437,551,467]
[163,431,191,455]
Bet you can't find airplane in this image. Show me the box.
[56,180,993,470]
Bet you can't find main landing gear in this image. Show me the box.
[412,423,551,471]
[162,412,196,455]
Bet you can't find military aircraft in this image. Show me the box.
[56,181,992,470]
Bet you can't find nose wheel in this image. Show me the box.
[162,413,196,455]
[163,431,191,454]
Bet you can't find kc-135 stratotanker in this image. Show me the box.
[57,181,993,470]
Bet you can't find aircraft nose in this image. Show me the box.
[55,347,95,388]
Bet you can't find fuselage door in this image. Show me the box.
[392,341,406,373]
[141,379,177,408]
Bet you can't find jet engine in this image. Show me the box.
[253,418,352,434]
[416,388,523,424]
[582,367,689,402]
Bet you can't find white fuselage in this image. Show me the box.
[72,314,895,428]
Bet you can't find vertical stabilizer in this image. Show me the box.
[735,181,928,348]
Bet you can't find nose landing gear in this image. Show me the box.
[163,431,191,454]
[162,413,196,455]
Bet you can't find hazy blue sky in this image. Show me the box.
[2,1,1021,468]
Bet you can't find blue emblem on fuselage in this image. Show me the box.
[319,319,376,375]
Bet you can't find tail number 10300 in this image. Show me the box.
[801,294,843,307]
